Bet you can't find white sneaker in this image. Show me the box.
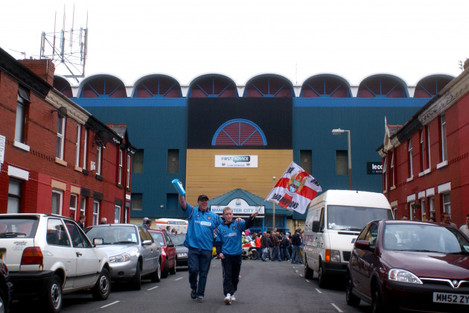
[230,294,236,302]
[224,293,232,305]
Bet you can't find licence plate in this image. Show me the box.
[433,292,469,305]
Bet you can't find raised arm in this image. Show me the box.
[178,194,187,210]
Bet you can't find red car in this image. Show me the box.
[148,230,177,278]
[346,219,469,313]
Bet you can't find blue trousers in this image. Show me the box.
[188,247,213,297]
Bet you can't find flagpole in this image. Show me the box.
[272,176,276,230]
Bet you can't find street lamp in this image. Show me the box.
[332,128,352,190]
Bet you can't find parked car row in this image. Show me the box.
[0,214,188,313]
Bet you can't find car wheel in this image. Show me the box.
[0,288,8,313]
[345,274,360,306]
[131,261,142,290]
[318,261,328,288]
[304,258,314,279]
[92,268,111,300]
[251,249,258,260]
[169,260,177,275]
[161,259,169,278]
[371,283,388,313]
[42,274,62,313]
[151,260,161,282]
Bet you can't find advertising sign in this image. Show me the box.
[367,162,383,174]
[215,155,258,168]
[211,198,264,217]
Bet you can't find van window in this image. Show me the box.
[327,205,392,231]
[319,207,325,231]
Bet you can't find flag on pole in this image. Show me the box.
[265,161,322,214]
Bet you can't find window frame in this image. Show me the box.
[93,200,100,225]
[440,114,447,163]
[126,154,131,188]
[56,115,66,160]
[75,125,81,167]
[8,178,23,213]
[96,146,102,175]
[51,189,64,215]
[407,138,413,180]
[118,149,123,185]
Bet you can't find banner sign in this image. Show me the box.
[211,198,265,216]
[367,162,383,174]
[215,155,258,168]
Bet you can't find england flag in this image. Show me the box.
[265,161,322,214]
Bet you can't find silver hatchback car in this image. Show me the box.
[85,224,161,290]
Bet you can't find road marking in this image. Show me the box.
[147,286,159,291]
[175,277,183,281]
[315,288,322,294]
[331,303,343,312]
[100,301,120,309]
[299,274,303,277]
[295,269,299,273]
[305,279,310,283]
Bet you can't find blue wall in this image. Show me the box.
[74,96,428,221]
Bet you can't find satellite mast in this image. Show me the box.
[40,5,88,82]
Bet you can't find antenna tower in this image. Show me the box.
[40,5,88,82]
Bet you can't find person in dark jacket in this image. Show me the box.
[291,229,302,264]
[215,207,258,305]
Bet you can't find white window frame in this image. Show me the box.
[83,129,88,170]
[440,114,447,165]
[93,200,100,225]
[114,205,121,224]
[96,146,102,175]
[126,154,131,188]
[70,194,78,220]
[390,152,395,187]
[52,189,63,215]
[426,125,431,170]
[75,125,81,167]
[383,156,388,192]
[118,149,123,185]
[8,179,22,213]
[56,115,66,159]
[442,193,451,215]
[420,199,426,221]
[407,139,413,181]
[15,94,26,143]
[420,130,425,171]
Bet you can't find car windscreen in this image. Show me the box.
[149,232,165,246]
[0,216,39,238]
[327,205,393,231]
[169,234,185,246]
[383,223,469,253]
[86,226,138,244]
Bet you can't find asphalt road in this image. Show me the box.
[12,259,373,313]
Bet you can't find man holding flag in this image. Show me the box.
[265,161,322,215]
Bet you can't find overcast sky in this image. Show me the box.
[1,0,468,86]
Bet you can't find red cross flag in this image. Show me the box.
[265,161,322,214]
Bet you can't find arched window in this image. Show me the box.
[244,75,293,97]
[53,76,73,98]
[414,75,453,98]
[189,75,237,97]
[80,75,126,98]
[212,119,267,146]
[301,75,351,97]
[133,75,181,98]
[358,75,408,98]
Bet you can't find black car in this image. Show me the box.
[169,234,188,267]
[0,258,13,313]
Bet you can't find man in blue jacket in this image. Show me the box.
[179,194,222,303]
[215,207,258,305]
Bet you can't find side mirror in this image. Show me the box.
[355,239,371,250]
[142,239,153,246]
[93,237,104,246]
[312,221,321,233]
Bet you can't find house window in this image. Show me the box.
[383,156,388,192]
[408,139,413,179]
[426,125,431,169]
[51,189,63,215]
[70,194,78,219]
[440,114,447,162]
[96,146,102,175]
[133,149,144,173]
[336,150,347,175]
[300,150,312,174]
[118,149,123,185]
[168,149,179,174]
[409,201,416,220]
[15,86,30,144]
[114,205,121,224]
[390,152,395,187]
[8,179,23,213]
[56,115,66,159]
[132,193,143,211]
[428,196,435,218]
[83,128,88,170]
[126,154,131,188]
[75,125,81,167]
[93,200,100,225]
[80,197,87,226]
[442,193,451,215]
[420,199,426,221]
[420,130,425,172]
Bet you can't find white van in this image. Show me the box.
[302,190,393,287]
[154,218,188,234]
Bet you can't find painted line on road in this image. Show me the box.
[147,286,159,291]
[305,279,310,283]
[299,274,303,277]
[331,303,343,312]
[315,288,322,294]
[100,301,120,309]
[175,277,183,281]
